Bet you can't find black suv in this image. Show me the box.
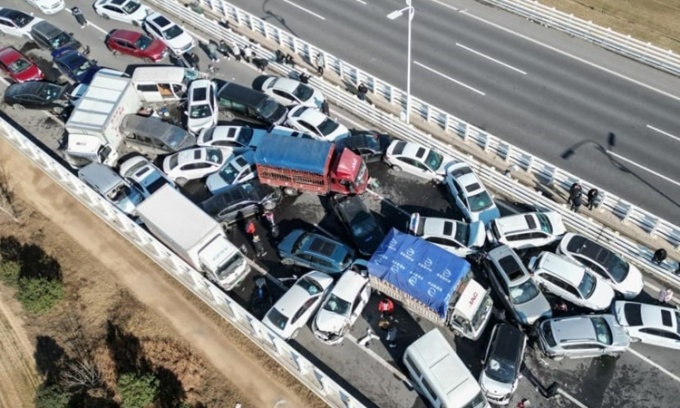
[479,323,527,405]
[200,180,282,224]
[214,79,287,126]
[31,21,81,51]
[330,195,384,257]
[335,131,392,163]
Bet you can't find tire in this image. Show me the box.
[175,177,188,187]
[263,200,277,211]
[52,106,63,114]
[102,14,110,20]
[629,337,641,343]
[283,187,300,196]
[224,111,235,121]
[552,356,564,362]
[281,258,294,266]
[391,165,402,172]
[291,329,300,339]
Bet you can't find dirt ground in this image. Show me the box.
[536,0,680,53]
[0,136,322,407]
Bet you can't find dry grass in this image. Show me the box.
[537,0,680,52]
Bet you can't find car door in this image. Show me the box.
[119,39,140,57]
[562,343,604,358]
[537,274,576,304]
[146,23,162,41]
[272,89,297,105]
[290,297,318,331]
[349,282,370,324]
[297,120,321,139]
[295,253,314,269]
[104,4,126,22]
[450,179,470,220]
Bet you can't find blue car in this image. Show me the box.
[278,230,355,275]
[51,47,99,84]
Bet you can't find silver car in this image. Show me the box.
[536,314,630,360]
[485,246,552,326]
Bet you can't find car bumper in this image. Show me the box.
[39,1,65,14]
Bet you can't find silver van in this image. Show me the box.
[120,114,196,156]
[78,163,144,217]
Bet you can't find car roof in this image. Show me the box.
[494,213,537,234]
[536,253,585,286]
[292,106,325,123]
[148,13,172,27]
[0,47,22,62]
[32,20,61,36]
[303,234,341,256]
[0,8,28,20]
[333,195,367,219]
[189,80,211,102]
[564,234,613,264]
[331,271,366,301]
[489,323,524,362]
[623,302,678,330]
[488,246,530,284]
[176,147,210,164]
[421,216,457,238]
[391,141,428,159]
[109,0,126,5]
[200,181,267,214]
[269,77,299,93]
[549,316,598,343]
[110,29,142,42]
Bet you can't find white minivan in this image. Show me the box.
[403,329,490,408]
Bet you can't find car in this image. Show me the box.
[488,211,567,250]
[0,7,42,39]
[30,20,81,51]
[105,29,167,62]
[613,301,680,350]
[383,140,453,183]
[536,314,630,360]
[408,213,485,257]
[484,245,552,326]
[3,81,71,113]
[143,12,195,55]
[528,252,615,311]
[312,270,371,345]
[51,48,99,83]
[557,233,644,298]
[199,180,282,224]
[277,230,355,275]
[252,75,325,109]
[78,162,144,217]
[444,162,500,225]
[331,195,384,257]
[262,271,335,340]
[186,79,218,134]
[0,47,44,83]
[118,156,175,198]
[198,125,312,149]
[286,105,349,141]
[162,147,233,186]
[334,131,392,163]
[206,150,257,194]
[26,0,64,14]
[215,79,289,126]
[94,0,151,25]
[479,323,527,405]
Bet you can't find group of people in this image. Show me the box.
[567,182,599,213]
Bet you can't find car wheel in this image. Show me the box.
[175,177,188,186]
[224,111,235,121]
[52,106,63,114]
[13,104,25,111]
[281,258,295,266]
[606,352,621,358]
[629,337,641,343]
[391,165,402,172]
[263,200,277,211]
[552,355,564,362]
[291,329,300,339]
[102,14,111,20]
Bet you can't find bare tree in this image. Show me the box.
[0,154,20,223]
[62,359,103,391]
[58,313,105,394]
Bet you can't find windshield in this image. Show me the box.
[166,128,189,149]
[51,32,72,48]
[292,83,314,101]
[467,190,494,212]
[122,0,142,13]
[14,13,34,28]
[424,150,443,170]
[265,308,288,331]
[216,253,245,280]
[134,35,153,50]
[163,25,184,40]
[322,294,351,316]
[257,99,279,118]
[578,272,597,298]
[454,222,470,245]
[142,174,167,195]
[591,317,613,345]
[217,162,239,185]
[350,213,373,238]
[7,59,31,74]
[485,355,515,384]
[190,104,212,119]
[462,391,487,408]
[75,60,94,75]
[292,233,311,253]
[509,279,540,305]
[602,254,630,283]
[471,294,493,330]
[297,276,323,295]
[206,148,223,164]
[237,128,254,146]
[536,213,553,233]
[317,118,339,136]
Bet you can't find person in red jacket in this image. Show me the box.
[378,298,394,317]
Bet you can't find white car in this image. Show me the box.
[312,270,371,345]
[0,7,43,39]
[162,147,232,186]
[26,0,64,15]
[94,0,151,25]
[286,105,349,141]
[614,301,680,350]
[529,252,614,311]
[558,233,644,298]
[252,75,325,109]
[445,162,500,225]
[119,155,175,198]
[262,271,334,340]
[206,150,257,195]
[186,79,218,134]
[143,12,195,55]
[384,140,453,183]
[488,211,567,250]
[408,213,485,257]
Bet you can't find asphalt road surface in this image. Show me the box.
[2,1,680,407]
[225,0,680,223]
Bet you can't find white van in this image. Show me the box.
[131,66,200,103]
[403,330,489,408]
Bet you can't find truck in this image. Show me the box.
[367,228,494,340]
[254,134,369,196]
[136,184,250,291]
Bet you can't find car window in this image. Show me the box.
[640,328,663,337]
[421,378,438,403]
[427,237,459,247]
[578,272,597,298]
[591,317,613,345]
[273,89,294,101]
[404,354,421,378]
[265,307,288,330]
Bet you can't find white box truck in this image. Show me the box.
[136,185,250,291]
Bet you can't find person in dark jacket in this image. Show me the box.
[72,7,87,27]
[570,191,582,213]
[587,188,599,210]
[357,82,368,101]
[568,182,582,205]
[652,248,667,265]
[321,100,330,116]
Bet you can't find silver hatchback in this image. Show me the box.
[536,314,630,360]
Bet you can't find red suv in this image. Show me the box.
[0,47,44,83]
[105,29,167,62]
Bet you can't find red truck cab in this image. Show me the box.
[331,148,369,194]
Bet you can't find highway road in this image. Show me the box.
[2,1,680,407]
[224,0,680,222]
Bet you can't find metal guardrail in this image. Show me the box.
[0,119,365,408]
[154,0,680,287]
[170,0,680,252]
[480,0,680,77]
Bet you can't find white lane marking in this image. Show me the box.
[429,0,459,12]
[458,10,680,103]
[647,125,680,144]
[354,0,367,4]
[414,61,485,96]
[346,333,414,386]
[282,0,326,20]
[557,389,590,408]
[455,43,527,75]
[605,150,680,188]
[629,348,680,384]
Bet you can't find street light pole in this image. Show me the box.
[387,0,415,125]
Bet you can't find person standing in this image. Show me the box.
[243,45,253,63]
[386,325,398,348]
[568,182,582,205]
[232,41,242,61]
[570,191,582,213]
[357,82,368,101]
[378,297,394,318]
[651,248,667,265]
[72,7,87,28]
[315,52,325,75]
[587,188,599,210]
[299,72,311,84]
[207,42,219,62]
[321,100,330,116]
[658,287,673,305]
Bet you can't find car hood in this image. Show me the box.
[467,221,486,248]
[516,292,552,325]
[314,310,348,334]
[278,230,305,255]
[15,64,44,83]
[205,172,229,195]
[188,115,217,134]
[165,32,194,50]
[586,278,616,310]
[479,371,515,399]
[435,156,455,176]
[474,205,501,227]
[128,5,151,22]
[614,264,644,298]
[145,39,167,58]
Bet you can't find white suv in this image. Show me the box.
[408,213,485,257]
[186,79,218,134]
[143,12,194,55]
[445,162,500,225]
[488,211,566,250]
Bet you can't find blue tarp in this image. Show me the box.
[368,229,471,318]
[254,134,332,175]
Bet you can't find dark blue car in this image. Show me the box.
[51,47,99,84]
[277,230,355,275]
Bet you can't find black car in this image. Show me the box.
[200,180,282,224]
[30,21,81,52]
[214,79,288,126]
[330,195,384,257]
[4,81,71,112]
[479,323,527,405]
[335,131,392,163]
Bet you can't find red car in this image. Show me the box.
[0,47,44,83]
[106,29,168,62]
